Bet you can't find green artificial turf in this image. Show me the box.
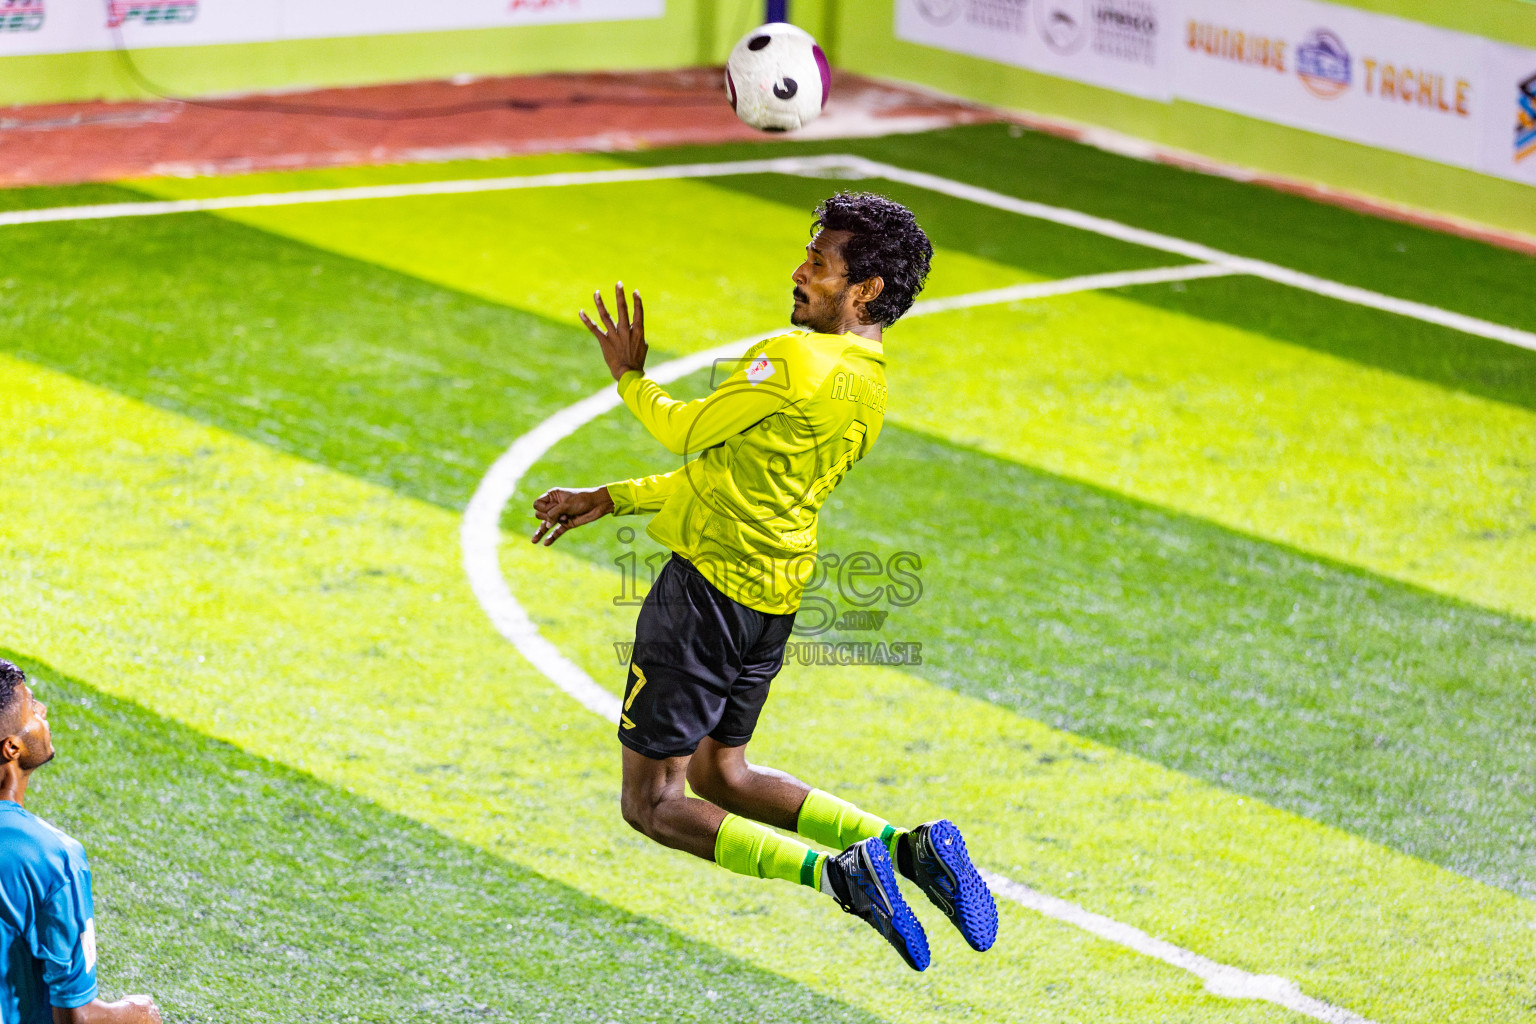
[527,373,1536,900]
[0,214,596,511]
[2,195,1531,904]
[4,133,1535,1021]
[6,650,883,1024]
[4,351,1338,1024]
[1119,273,1536,413]
[0,182,144,213]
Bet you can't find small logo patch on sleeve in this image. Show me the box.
[746,356,776,386]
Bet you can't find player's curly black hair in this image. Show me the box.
[0,659,25,726]
[814,192,933,327]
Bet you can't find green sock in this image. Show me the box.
[796,789,906,861]
[715,813,825,889]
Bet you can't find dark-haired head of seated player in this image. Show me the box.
[791,191,934,341]
[0,662,163,1024]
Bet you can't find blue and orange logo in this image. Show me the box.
[1519,73,1536,163]
[1297,28,1351,99]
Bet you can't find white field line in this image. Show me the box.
[984,873,1373,1024]
[909,262,1242,315]
[7,152,1533,353]
[461,268,1377,1023]
[0,157,848,227]
[842,155,1536,354]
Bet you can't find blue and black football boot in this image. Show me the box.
[895,820,998,952]
[824,837,930,971]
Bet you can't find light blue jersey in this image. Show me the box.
[0,801,97,1024]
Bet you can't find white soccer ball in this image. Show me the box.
[724,23,831,133]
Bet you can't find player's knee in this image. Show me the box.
[619,792,648,834]
[620,789,661,838]
[685,760,725,805]
[687,757,750,808]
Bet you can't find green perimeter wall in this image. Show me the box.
[2,0,1533,235]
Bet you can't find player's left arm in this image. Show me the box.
[615,363,788,456]
[37,872,162,1023]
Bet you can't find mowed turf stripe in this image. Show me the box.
[128,166,1180,345]
[3,651,886,1024]
[524,379,1536,900]
[123,165,1536,618]
[0,214,606,511]
[3,354,1304,1024]
[1114,269,1536,414]
[2,199,1529,897]
[5,358,1533,1021]
[0,182,151,214]
[126,134,1536,409]
[883,292,1536,621]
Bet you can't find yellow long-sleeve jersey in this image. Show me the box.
[606,330,888,615]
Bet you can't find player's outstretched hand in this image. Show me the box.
[579,281,647,382]
[532,485,615,546]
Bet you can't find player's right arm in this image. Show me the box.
[606,464,685,515]
[531,485,615,547]
[530,464,687,547]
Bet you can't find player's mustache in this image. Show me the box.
[792,288,808,303]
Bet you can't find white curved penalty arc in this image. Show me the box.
[461,272,1378,1024]
[460,330,779,724]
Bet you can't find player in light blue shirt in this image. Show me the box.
[0,659,160,1024]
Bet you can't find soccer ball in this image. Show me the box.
[724,23,831,132]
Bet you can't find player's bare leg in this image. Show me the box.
[619,747,724,860]
[685,738,808,831]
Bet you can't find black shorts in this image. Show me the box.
[617,553,797,760]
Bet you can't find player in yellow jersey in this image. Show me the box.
[531,193,996,970]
